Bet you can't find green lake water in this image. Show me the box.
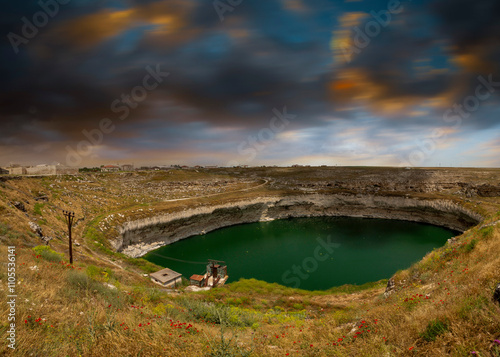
[143,217,457,290]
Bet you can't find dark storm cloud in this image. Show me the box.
[0,0,499,166]
[0,0,334,144]
[432,0,500,56]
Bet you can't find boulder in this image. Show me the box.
[29,221,43,237]
[384,277,396,298]
[494,282,500,304]
[12,201,26,212]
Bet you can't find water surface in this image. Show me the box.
[144,217,456,290]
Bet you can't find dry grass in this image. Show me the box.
[1,168,500,356]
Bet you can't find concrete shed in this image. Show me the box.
[149,268,182,288]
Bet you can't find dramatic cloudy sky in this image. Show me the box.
[1,0,499,167]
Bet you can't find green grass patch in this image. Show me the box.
[420,318,449,342]
[463,239,477,253]
[32,245,64,262]
[457,296,489,319]
[178,298,256,327]
[65,270,124,307]
[479,226,494,240]
[86,265,114,282]
[33,202,45,216]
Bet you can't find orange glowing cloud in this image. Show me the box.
[330,12,368,64]
[329,69,428,115]
[48,1,194,49]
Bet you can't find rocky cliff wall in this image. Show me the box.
[115,194,483,258]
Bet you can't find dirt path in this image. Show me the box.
[162,179,268,202]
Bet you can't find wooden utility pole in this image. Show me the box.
[63,210,75,264]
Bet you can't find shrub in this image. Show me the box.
[479,226,494,240]
[179,298,255,327]
[463,239,477,253]
[32,245,64,262]
[66,270,124,307]
[458,296,489,319]
[205,323,253,357]
[33,203,45,216]
[86,265,113,282]
[180,298,232,325]
[420,318,449,342]
[67,270,97,291]
[0,222,11,235]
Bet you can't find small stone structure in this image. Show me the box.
[190,274,206,287]
[149,267,182,288]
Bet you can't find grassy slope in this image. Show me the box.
[0,168,499,356]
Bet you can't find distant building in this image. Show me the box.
[8,165,77,176]
[0,168,8,175]
[9,167,27,175]
[101,165,120,172]
[121,164,134,171]
[149,268,182,288]
[189,260,228,289]
[189,274,206,287]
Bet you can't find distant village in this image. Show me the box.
[0,163,326,176]
[0,163,222,176]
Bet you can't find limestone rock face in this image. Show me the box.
[116,194,483,257]
[494,282,500,304]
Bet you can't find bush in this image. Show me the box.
[420,318,449,342]
[0,222,11,235]
[479,226,494,240]
[463,239,477,253]
[33,203,45,216]
[32,245,64,262]
[67,270,97,291]
[66,270,124,307]
[205,324,253,357]
[180,298,232,325]
[458,296,489,319]
[86,265,113,282]
[179,298,255,327]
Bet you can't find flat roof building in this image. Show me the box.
[149,268,182,288]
